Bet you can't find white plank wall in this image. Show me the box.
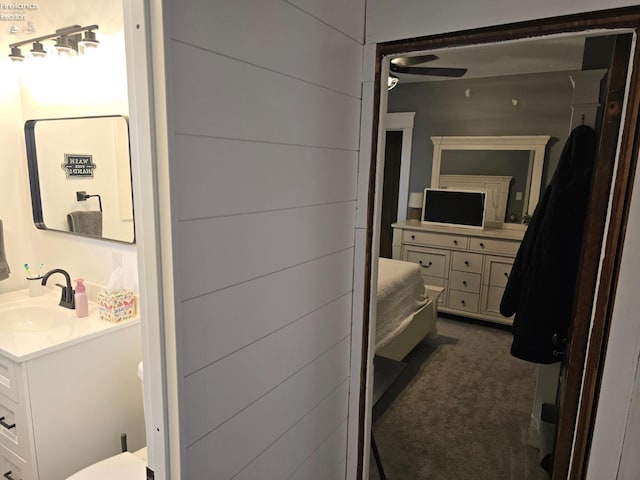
[162,0,365,478]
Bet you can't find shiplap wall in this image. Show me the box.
[162,1,365,478]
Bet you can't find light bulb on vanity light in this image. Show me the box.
[30,41,46,58]
[78,29,99,54]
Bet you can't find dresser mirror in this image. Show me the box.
[25,115,135,244]
[431,135,550,227]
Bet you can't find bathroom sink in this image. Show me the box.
[0,292,99,359]
[0,288,139,361]
[0,304,71,332]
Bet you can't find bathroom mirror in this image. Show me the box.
[431,135,550,226]
[25,115,135,243]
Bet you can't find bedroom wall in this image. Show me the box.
[387,70,575,217]
[158,0,364,478]
[365,2,640,479]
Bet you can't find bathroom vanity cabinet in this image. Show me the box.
[392,221,524,325]
[0,300,144,480]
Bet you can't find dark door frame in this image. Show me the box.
[359,7,640,479]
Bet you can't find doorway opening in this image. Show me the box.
[360,8,640,480]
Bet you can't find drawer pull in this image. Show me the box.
[504,272,509,278]
[418,260,433,268]
[4,471,18,480]
[453,239,458,245]
[464,261,469,266]
[411,235,416,240]
[462,281,467,286]
[479,242,485,248]
[0,416,16,430]
[461,300,466,306]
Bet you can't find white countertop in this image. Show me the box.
[392,220,526,241]
[0,288,140,362]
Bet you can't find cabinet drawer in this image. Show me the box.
[482,285,512,321]
[403,231,468,249]
[450,271,481,294]
[485,257,514,288]
[448,290,479,313]
[451,251,483,274]
[469,237,520,256]
[405,249,448,278]
[0,357,18,403]
[1,442,28,480]
[0,396,29,462]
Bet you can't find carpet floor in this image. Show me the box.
[370,316,550,480]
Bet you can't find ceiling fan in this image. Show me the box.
[388,54,467,89]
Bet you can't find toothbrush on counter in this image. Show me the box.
[38,263,45,277]
[24,263,32,278]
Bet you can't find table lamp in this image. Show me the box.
[408,191,424,222]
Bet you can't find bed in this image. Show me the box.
[375,257,444,361]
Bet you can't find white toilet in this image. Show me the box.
[66,362,148,479]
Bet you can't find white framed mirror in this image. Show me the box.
[431,135,550,228]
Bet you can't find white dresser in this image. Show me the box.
[392,221,524,325]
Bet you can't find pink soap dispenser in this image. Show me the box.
[75,278,89,318]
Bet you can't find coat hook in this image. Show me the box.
[580,113,585,125]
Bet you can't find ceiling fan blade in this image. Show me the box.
[390,65,468,77]
[391,54,439,67]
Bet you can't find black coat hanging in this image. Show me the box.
[500,125,598,364]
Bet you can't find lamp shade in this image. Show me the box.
[408,192,424,208]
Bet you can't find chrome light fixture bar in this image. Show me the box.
[8,24,99,62]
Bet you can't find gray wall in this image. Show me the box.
[161,0,364,478]
[388,70,576,211]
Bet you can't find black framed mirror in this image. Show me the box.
[25,115,135,244]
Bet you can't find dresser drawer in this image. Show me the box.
[451,251,483,274]
[485,256,514,288]
[0,396,29,462]
[1,442,28,480]
[483,285,504,314]
[403,231,468,249]
[0,357,18,403]
[448,290,479,313]
[469,237,520,256]
[450,271,481,294]
[405,249,448,278]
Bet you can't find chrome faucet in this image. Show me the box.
[41,269,75,309]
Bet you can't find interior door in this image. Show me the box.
[379,130,403,258]
[551,33,633,480]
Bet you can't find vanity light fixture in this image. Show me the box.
[78,29,99,52]
[8,24,99,62]
[30,41,46,58]
[8,46,24,62]
[54,34,77,56]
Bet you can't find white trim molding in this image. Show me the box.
[385,112,416,222]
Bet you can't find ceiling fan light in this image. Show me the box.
[9,46,24,62]
[388,74,399,90]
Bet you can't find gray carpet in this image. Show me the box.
[370,316,550,480]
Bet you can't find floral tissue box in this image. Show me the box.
[97,290,136,322]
